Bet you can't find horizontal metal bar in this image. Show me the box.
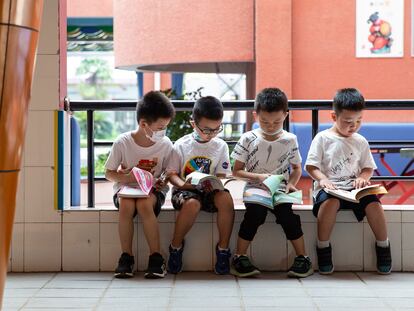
[65,99,414,112]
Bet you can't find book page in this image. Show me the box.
[262,175,285,196]
[132,167,154,195]
[243,187,273,209]
[273,190,303,205]
[118,185,149,198]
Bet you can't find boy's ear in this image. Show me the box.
[189,119,196,129]
[330,111,337,122]
[252,111,258,121]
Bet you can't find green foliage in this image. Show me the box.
[161,87,203,141]
[73,111,114,143]
[76,58,112,100]
[80,152,109,178]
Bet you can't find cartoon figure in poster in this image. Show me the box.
[367,12,392,54]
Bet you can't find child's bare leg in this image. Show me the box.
[214,191,235,249]
[118,198,136,255]
[136,194,160,254]
[365,202,388,241]
[171,199,201,247]
[317,198,340,241]
[290,236,306,256]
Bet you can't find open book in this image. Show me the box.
[118,167,154,198]
[185,171,235,191]
[243,175,302,209]
[324,184,388,203]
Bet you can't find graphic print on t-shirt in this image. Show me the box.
[137,158,158,173]
[183,157,212,177]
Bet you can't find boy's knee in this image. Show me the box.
[119,203,136,218]
[181,198,201,213]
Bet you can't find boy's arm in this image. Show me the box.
[168,173,195,190]
[285,163,301,193]
[305,164,337,190]
[105,168,136,184]
[232,160,270,183]
[354,167,373,189]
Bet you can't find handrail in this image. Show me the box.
[64,97,414,207]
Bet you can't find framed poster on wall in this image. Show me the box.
[356,0,404,58]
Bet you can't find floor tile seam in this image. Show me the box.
[92,275,114,311]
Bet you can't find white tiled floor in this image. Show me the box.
[3,272,414,310]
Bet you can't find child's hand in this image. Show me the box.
[319,178,337,190]
[257,173,272,183]
[153,171,169,190]
[285,183,298,193]
[353,177,370,189]
[180,177,196,190]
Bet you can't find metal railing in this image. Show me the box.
[64,98,414,207]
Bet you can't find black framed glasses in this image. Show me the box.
[195,123,223,135]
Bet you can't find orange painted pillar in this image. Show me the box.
[255,0,292,96]
[0,0,43,306]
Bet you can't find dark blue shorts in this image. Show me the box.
[313,189,381,222]
[113,190,165,217]
[171,189,230,213]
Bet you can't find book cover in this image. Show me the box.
[118,167,154,198]
[243,175,302,209]
[324,184,388,203]
[186,171,233,191]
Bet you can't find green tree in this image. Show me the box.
[162,87,203,141]
[76,58,112,100]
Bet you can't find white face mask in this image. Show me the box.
[260,127,283,136]
[145,128,166,142]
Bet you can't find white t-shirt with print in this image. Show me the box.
[105,130,173,195]
[231,129,302,190]
[305,129,377,197]
[167,133,231,181]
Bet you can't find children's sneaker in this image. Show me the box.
[214,244,231,275]
[287,255,314,278]
[167,241,185,274]
[145,252,167,279]
[376,242,392,275]
[114,252,135,278]
[230,255,260,277]
[316,245,334,275]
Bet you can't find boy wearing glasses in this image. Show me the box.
[230,87,313,278]
[166,96,235,274]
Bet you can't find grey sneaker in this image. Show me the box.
[287,255,314,278]
[230,255,260,277]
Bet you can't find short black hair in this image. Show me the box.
[136,91,175,123]
[254,88,288,113]
[192,96,223,123]
[333,88,365,114]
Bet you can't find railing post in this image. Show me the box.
[87,110,95,207]
[312,109,319,138]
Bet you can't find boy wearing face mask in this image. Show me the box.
[230,87,313,278]
[166,96,235,275]
[105,91,175,279]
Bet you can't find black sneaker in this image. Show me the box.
[316,245,334,275]
[376,242,392,275]
[230,255,260,277]
[287,255,314,278]
[168,241,185,274]
[215,244,231,275]
[145,252,167,279]
[114,252,134,278]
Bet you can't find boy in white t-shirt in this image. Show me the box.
[305,88,392,275]
[105,91,175,279]
[166,96,235,275]
[230,88,313,278]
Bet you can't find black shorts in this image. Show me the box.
[313,189,381,222]
[171,189,230,213]
[113,190,165,217]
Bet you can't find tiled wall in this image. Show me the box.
[8,0,414,274]
[9,207,414,273]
